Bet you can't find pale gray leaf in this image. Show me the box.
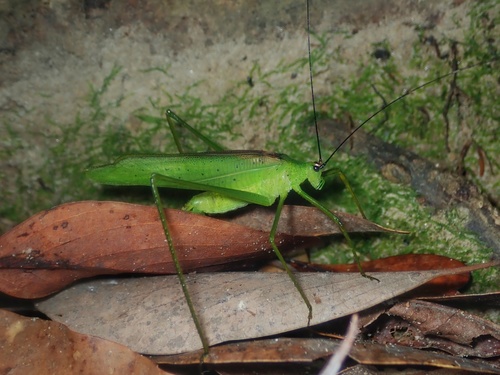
[36,268,479,355]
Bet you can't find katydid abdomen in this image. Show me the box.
[87,150,324,214]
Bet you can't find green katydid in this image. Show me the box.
[85,4,492,355]
[86,78,481,355]
[86,6,365,355]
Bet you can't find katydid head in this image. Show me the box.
[305,161,325,191]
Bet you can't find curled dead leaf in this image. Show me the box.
[382,300,500,357]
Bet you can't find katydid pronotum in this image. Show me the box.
[86,4,493,356]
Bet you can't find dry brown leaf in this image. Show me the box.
[349,340,500,374]
[0,201,313,298]
[375,300,500,357]
[156,337,341,365]
[227,205,407,236]
[0,309,169,375]
[291,254,471,295]
[36,263,496,355]
[0,201,397,299]
[420,291,500,308]
[155,337,500,373]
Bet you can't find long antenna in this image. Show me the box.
[307,0,322,166]
[319,61,492,168]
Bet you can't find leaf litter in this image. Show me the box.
[1,201,498,372]
[156,337,500,374]
[0,309,169,375]
[0,201,399,298]
[35,262,497,355]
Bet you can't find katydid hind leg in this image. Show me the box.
[269,195,313,322]
[166,110,185,154]
[166,109,226,153]
[294,187,379,282]
[150,172,210,354]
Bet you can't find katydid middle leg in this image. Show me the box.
[269,194,313,322]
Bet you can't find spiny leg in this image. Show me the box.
[269,195,313,322]
[294,188,379,282]
[150,172,210,355]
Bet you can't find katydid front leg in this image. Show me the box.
[269,195,313,322]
